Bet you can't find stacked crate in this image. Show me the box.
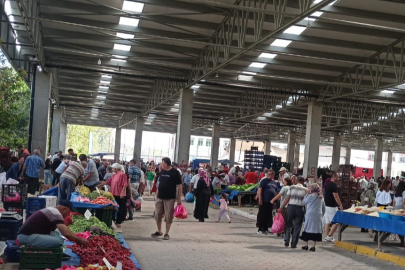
[2,184,28,216]
[339,165,359,208]
[243,147,264,172]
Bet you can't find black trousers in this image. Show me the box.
[257,202,273,232]
[52,172,61,186]
[24,175,39,195]
[114,195,127,225]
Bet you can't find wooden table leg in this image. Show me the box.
[337,224,348,241]
[377,232,390,251]
[238,195,241,207]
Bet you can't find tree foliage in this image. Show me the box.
[66,124,113,155]
[0,54,30,148]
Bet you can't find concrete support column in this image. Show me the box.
[50,108,61,154]
[387,150,393,177]
[265,140,271,155]
[31,71,52,160]
[229,138,236,167]
[210,123,220,168]
[175,89,193,164]
[373,138,383,179]
[59,122,67,153]
[133,117,144,164]
[303,102,322,179]
[114,128,121,162]
[331,135,342,172]
[294,143,300,169]
[345,147,351,165]
[286,131,296,167]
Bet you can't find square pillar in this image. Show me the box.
[30,70,51,160]
[175,89,193,164]
[345,147,351,165]
[50,108,62,154]
[229,138,236,167]
[114,128,121,162]
[373,138,383,179]
[387,150,393,177]
[210,122,220,168]
[133,116,144,163]
[303,102,322,179]
[286,131,296,168]
[59,122,67,153]
[265,140,271,155]
[294,143,300,169]
[331,135,341,172]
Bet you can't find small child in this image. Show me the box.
[215,193,231,223]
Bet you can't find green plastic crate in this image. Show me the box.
[19,246,63,269]
[95,207,116,228]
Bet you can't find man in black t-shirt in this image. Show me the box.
[152,157,182,240]
[324,172,343,242]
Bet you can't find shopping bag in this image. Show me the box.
[174,204,188,219]
[271,213,285,234]
[185,192,194,202]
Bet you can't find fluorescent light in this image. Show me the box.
[263,113,273,117]
[122,1,144,12]
[99,86,109,89]
[113,44,131,51]
[382,90,395,94]
[97,95,106,99]
[249,62,266,68]
[238,75,253,81]
[191,85,200,89]
[112,55,127,59]
[257,117,266,121]
[170,108,179,112]
[103,69,115,72]
[313,0,337,5]
[100,80,110,85]
[16,39,21,52]
[112,58,127,62]
[116,32,135,39]
[283,26,306,35]
[101,75,112,78]
[145,122,151,125]
[312,11,324,17]
[119,17,139,27]
[243,71,257,75]
[271,39,292,47]
[259,53,277,59]
[276,105,282,108]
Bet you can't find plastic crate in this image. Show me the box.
[19,246,63,270]
[95,207,115,228]
[42,186,58,196]
[38,195,57,208]
[0,219,23,241]
[5,240,20,262]
[2,184,28,203]
[3,202,24,216]
[74,207,88,215]
[25,197,46,220]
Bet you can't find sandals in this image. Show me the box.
[151,231,163,237]
[163,234,170,240]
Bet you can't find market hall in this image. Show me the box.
[2,0,405,269]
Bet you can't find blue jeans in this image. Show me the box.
[58,177,75,204]
[17,231,63,248]
[44,169,52,185]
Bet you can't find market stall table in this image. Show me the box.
[332,211,405,250]
[227,190,257,207]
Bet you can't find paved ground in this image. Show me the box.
[123,198,403,270]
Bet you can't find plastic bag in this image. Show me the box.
[271,213,285,234]
[174,204,188,219]
[185,192,194,202]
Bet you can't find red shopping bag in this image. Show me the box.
[174,204,188,219]
[271,213,285,234]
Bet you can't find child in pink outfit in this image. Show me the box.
[215,193,231,223]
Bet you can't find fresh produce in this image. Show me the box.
[79,186,91,196]
[90,196,118,206]
[228,183,259,191]
[86,191,114,201]
[68,236,136,270]
[69,215,117,237]
[64,212,82,226]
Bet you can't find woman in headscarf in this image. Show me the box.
[361,182,376,207]
[98,163,128,228]
[193,170,214,222]
[299,183,325,252]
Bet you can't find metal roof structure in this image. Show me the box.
[4,0,405,151]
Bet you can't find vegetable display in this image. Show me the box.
[90,196,118,206]
[85,191,114,201]
[68,236,137,270]
[228,183,259,191]
[69,215,117,237]
[79,186,90,196]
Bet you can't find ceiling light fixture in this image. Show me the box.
[98,58,101,65]
[122,1,145,12]
[259,53,277,59]
[119,17,140,27]
[271,39,292,47]
[113,44,131,51]
[249,62,266,68]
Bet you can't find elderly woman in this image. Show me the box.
[235,171,245,185]
[299,183,325,252]
[98,163,128,228]
[194,170,214,222]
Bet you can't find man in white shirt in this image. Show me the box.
[359,176,368,191]
[190,169,201,191]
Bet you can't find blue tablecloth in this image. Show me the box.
[70,192,118,209]
[332,211,405,236]
[63,233,141,269]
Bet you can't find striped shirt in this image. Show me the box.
[61,161,85,184]
[287,184,307,206]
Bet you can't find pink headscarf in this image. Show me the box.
[198,170,210,186]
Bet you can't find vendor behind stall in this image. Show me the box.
[17,200,89,248]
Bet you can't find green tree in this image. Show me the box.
[0,53,30,148]
[66,124,113,155]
